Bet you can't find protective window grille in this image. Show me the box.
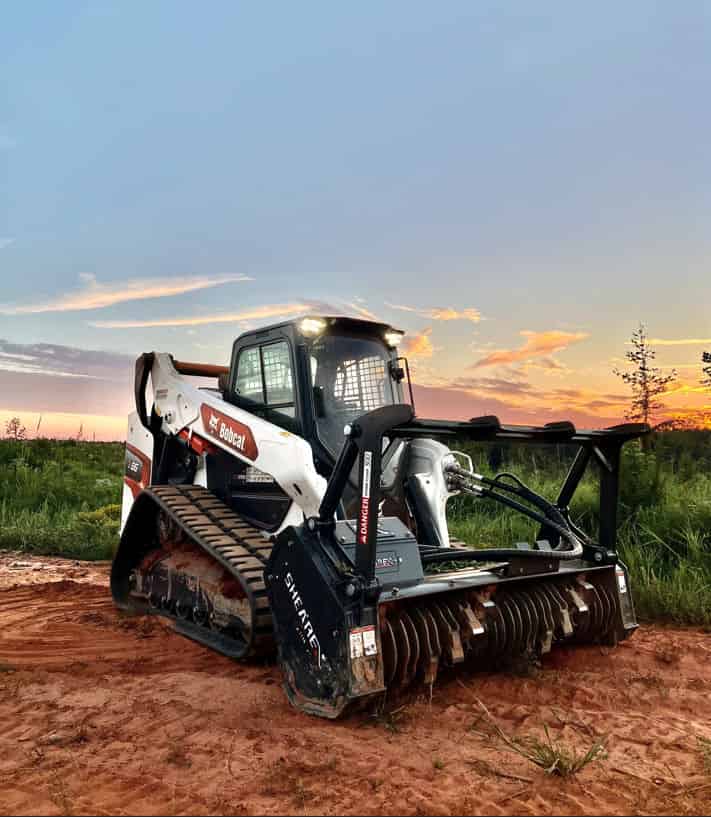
[262,341,294,406]
[334,356,388,411]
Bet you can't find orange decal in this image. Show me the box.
[124,443,152,498]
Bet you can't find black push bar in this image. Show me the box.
[318,404,650,585]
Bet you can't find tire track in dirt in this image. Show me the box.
[1,556,710,816]
[0,580,213,671]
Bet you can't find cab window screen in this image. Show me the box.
[334,356,388,411]
[308,333,398,456]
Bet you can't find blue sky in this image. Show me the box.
[1,2,710,437]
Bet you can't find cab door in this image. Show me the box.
[209,337,298,531]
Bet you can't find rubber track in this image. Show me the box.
[145,484,275,657]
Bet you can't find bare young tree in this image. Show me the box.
[613,323,677,426]
[4,416,27,441]
[702,351,711,389]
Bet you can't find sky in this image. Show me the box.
[1,1,710,440]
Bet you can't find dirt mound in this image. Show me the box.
[1,556,710,815]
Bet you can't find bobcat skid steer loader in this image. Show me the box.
[112,315,648,717]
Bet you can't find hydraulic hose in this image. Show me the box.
[434,463,584,562]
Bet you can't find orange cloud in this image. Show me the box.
[458,378,627,417]
[411,383,628,430]
[472,330,589,368]
[387,303,482,322]
[402,328,434,358]
[649,337,711,346]
[662,408,711,430]
[0,273,251,315]
[91,302,312,328]
[663,381,709,397]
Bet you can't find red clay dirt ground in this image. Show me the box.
[1,552,710,816]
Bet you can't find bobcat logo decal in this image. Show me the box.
[200,404,259,460]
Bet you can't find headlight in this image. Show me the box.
[384,330,404,347]
[299,317,327,336]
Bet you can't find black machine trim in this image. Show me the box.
[318,404,649,586]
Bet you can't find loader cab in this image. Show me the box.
[218,315,407,527]
[223,316,408,522]
[227,316,407,458]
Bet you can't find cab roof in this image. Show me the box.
[236,314,404,342]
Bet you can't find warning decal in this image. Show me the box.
[357,451,373,544]
[349,625,378,659]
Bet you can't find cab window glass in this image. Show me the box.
[262,341,295,418]
[235,347,264,404]
[234,341,295,418]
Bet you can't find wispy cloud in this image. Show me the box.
[402,327,434,358]
[412,379,630,429]
[345,301,379,321]
[90,302,311,328]
[471,330,589,368]
[89,297,394,329]
[0,238,14,250]
[663,407,711,430]
[649,337,711,347]
[0,359,98,379]
[386,303,482,322]
[0,339,133,380]
[662,378,710,397]
[524,356,568,372]
[0,273,252,315]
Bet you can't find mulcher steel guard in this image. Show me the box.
[265,404,648,718]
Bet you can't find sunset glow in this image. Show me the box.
[1,4,709,438]
[0,410,127,442]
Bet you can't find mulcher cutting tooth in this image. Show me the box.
[529,587,555,654]
[400,611,421,688]
[431,602,465,665]
[411,607,439,685]
[546,585,574,638]
[391,615,412,689]
[381,619,398,687]
[455,600,486,654]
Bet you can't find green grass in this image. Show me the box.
[1,434,710,624]
[471,696,608,778]
[449,439,711,626]
[0,438,124,560]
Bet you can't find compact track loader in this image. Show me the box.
[112,316,648,718]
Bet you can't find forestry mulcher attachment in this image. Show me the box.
[112,316,648,718]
